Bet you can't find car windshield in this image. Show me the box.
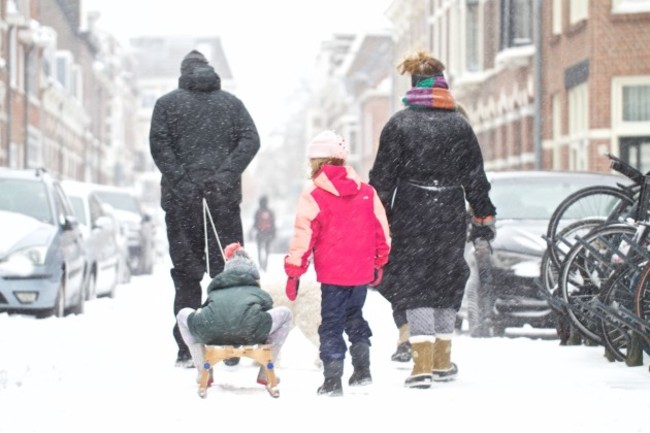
[94,191,140,214]
[490,176,621,220]
[68,196,87,225]
[0,178,53,224]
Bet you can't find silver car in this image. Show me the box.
[62,180,123,299]
[0,168,86,317]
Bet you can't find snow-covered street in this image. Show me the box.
[1,254,649,433]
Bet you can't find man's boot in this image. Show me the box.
[391,324,412,362]
[317,359,344,396]
[404,339,434,389]
[348,343,372,386]
[432,339,458,382]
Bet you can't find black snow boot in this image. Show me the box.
[349,342,372,386]
[391,341,412,362]
[223,357,240,366]
[318,359,344,396]
[317,377,343,396]
[349,368,372,386]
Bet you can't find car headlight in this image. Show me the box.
[0,245,48,275]
[491,250,541,278]
[9,245,48,265]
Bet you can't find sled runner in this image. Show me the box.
[197,344,280,399]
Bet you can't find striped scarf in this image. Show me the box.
[402,75,457,110]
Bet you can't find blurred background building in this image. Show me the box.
[1,0,649,207]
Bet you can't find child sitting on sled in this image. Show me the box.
[176,242,292,385]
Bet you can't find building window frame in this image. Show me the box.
[612,0,650,14]
[500,0,533,50]
[612,75,650,138]
[568,82,589,170]
[552,0,563,34]
[466,0,483,72]
[569,0,588,24]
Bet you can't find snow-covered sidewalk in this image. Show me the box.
[1,256,648,433]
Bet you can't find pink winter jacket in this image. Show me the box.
[284,164,391,286]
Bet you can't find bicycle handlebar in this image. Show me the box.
[606,153,644,184]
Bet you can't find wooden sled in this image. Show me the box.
[197,344,279,399]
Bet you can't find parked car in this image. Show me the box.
[62,180,122,299]
[0,168,86,318]
[458,170,628,337]
[89,185,156,275]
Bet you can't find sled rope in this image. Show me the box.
[202,197,226,275]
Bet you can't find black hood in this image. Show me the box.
[178,64,221,91]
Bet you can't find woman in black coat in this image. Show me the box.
[369,51,496,389]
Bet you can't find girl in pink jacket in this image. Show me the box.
[284,130,391,396]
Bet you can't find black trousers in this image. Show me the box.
[164,196,244,355]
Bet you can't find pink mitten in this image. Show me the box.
[285,277,300,301]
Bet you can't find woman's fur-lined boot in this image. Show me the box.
[404,339,434,389]
[431,339,458,381]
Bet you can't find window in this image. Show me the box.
[568,83,588,170]
[553,0,563,34]
[569,0,588,24]
[622,85,650,122]
[552,93,562,169]
[466,0,480,71]
[612,0,650,13]
[56,51,73,90]
[500,0,533,49]
[612,77,650,167]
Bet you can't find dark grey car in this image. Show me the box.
[458,170,629,337]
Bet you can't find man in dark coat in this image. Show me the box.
[149,50,260,366]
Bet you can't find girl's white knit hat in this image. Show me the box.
[307,130,349,160]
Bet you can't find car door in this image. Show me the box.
[88,192,119,295]
[52,182,86,308]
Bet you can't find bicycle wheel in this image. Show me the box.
[633,261,650,355]
[542,218,605,293]
[547,186,636,268]
[599,265,642,361]
[558,223,639,343]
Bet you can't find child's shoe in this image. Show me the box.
[348,368,372,386]
[317,377,343,396]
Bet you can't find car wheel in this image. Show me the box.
[85,268,97,301]
[107,264,119,298]
[53,277,66,318]
[70,274,85,316]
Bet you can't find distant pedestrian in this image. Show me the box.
[252,195,276,271]
[369,50,496,389]
[149,49,260,368]
[284,130,391,396]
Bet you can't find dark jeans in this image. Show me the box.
[318,284,372,362]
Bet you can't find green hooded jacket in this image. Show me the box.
[187,269,273,345]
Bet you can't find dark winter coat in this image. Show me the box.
[187,269,273,345]
[149,59,260,211]
[369,108,495,312]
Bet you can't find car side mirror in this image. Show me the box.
[62,214,79,231]
[142,213,152,223]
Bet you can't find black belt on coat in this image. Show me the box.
[405,179,462,191]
